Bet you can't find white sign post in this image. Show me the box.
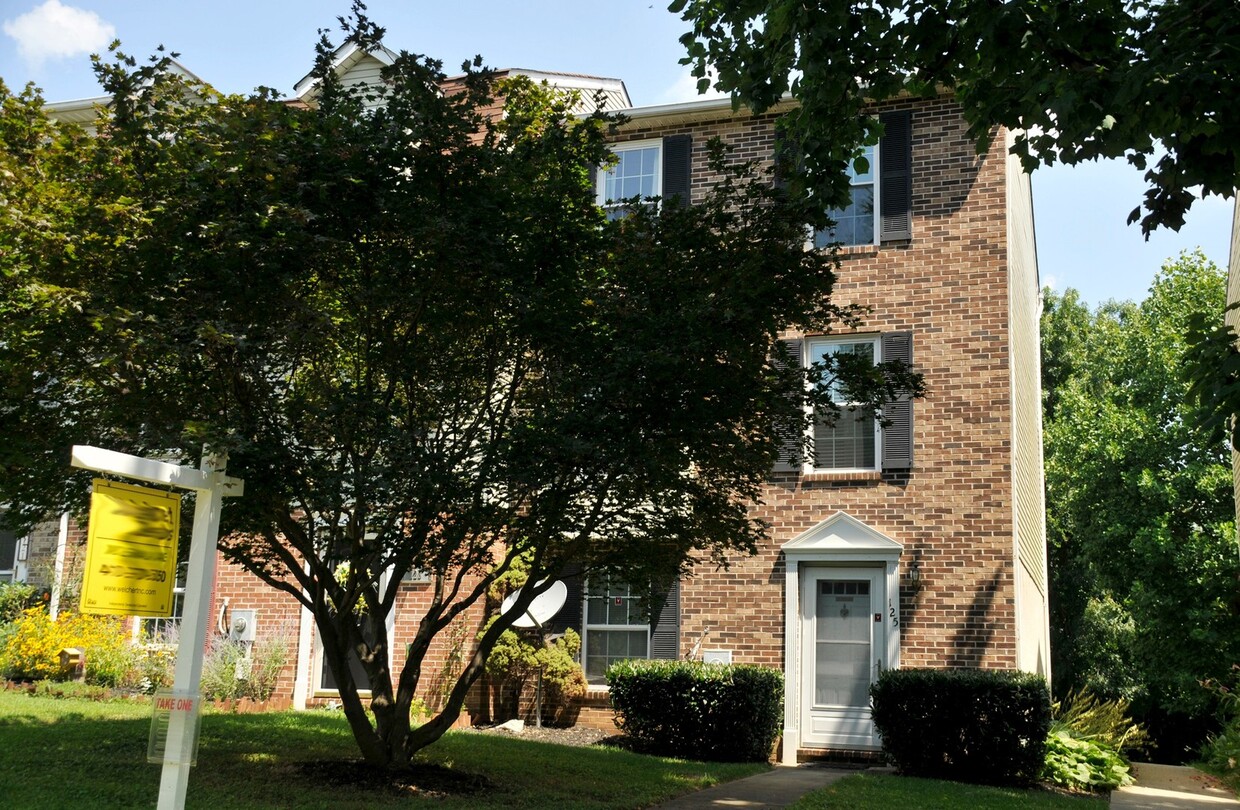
[71,445,243,810]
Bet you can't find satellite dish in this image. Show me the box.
[501,580,568,629]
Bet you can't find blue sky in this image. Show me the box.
[1,0,1231,310]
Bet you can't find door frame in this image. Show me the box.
[781,512,903,765]
[799,566,885,750]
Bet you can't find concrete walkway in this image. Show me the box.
[1111,763,1240,809]
[653,760,1240,809]
[653,764,857,809]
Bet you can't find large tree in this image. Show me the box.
[673,0,1237,233]
[1042,253,1238,728]
[0,15,919,768]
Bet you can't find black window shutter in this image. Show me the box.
[878,110,913,241]
[881,331,915,469]
[588,165,598,201]
[661,134,692,208]
[547,562,584,637]
[772,128,801,195]
[650,579,680,659]
[773,338,805,470]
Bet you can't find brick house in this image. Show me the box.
[546,92,1048,762]
[28,44,1048,761]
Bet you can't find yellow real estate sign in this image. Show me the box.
[81,479,181,616]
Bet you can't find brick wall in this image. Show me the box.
[617,94,1022,673]
[213,553,492,715]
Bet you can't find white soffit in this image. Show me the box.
[781,511,902,561]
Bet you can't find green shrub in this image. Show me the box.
[1200,672,1240,792]
[1054,689,1149,756]
[200,637,247,701]
[0,608,137,684]
[1042,728,1132,790]
[83,635,142,689]
[1038,690,1143,792]
[481,618,586,723]
[200,632,292,702]
[246,631,292,701]
[0,582,37,624]
[1201,718,1240,791]
[869,668,1051,785]
[607,659,783,762]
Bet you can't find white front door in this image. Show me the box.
[800,567,884,749]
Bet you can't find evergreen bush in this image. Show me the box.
[607,659,782,762]
[869,667,1051,785]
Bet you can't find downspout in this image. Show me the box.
[1227,198,1240,561]
[49,512,69,620]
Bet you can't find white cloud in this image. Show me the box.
[3,1,115,66]
[1041,273,1060,291]
[658,67,729,105]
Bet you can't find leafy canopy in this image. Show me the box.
[673,0,1238,234]
[1042,253,1238,720]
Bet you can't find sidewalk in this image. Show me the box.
[653,760,1240,809]
[1111,763,1240,809]
[653,763,857,809]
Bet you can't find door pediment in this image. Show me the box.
[782,512,902,563]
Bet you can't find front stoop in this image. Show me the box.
[796,748,885,766]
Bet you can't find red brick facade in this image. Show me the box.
[602,92,1046,759]
[614,95,1027,673]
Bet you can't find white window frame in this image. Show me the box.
[135,560,188,641]
[312,565,395,698]
[582,575,651,684]
[804,335,883,473]
[815,142,880,248]
[597,138,663,219]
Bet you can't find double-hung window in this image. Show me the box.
[775,332,915,474]
[810,336,881,471]
[546,565,680,686]
[595,135,693,219]
[583,575,649,682]
[805,109,913,248]
[598,139,662,220]
[815,144,877,248]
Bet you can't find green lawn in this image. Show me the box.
[788,773,1108,810]
[0,690,766,809]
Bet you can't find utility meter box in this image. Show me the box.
[228,609,257,642]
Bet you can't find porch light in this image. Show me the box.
[907,559,922,592]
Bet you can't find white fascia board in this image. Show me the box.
[44,96,110,124]
[512,70,631,108]
[602,93,798,131]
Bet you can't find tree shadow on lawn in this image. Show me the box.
[3,702,752,808]
[2,707,493,808]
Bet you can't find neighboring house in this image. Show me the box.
[32,43,1048,762]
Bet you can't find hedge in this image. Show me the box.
[869,667,1051,785]
[607,659,782,762]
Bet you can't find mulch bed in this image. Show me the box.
[472,722,620,748]
[295,759,492,798]
[293,723,628,797]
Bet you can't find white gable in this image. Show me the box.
[781,511,902,562]
[294,40,399,102]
